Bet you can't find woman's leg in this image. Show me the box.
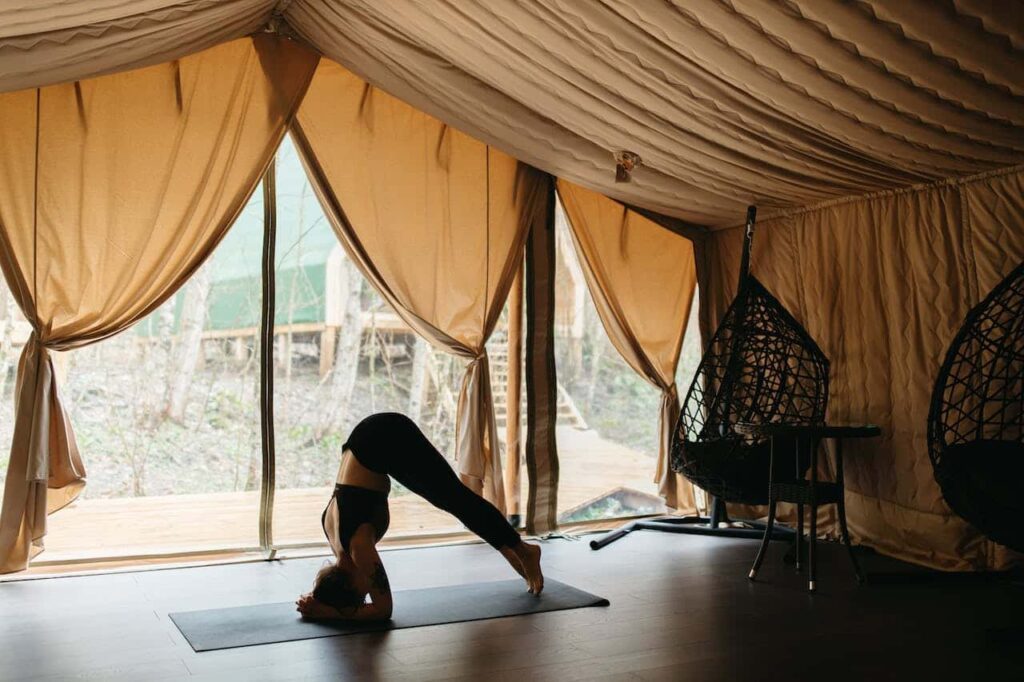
[386,425,520,550]
[398,450,545,594]
[375,415,543,592]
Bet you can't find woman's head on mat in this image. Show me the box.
[311,559,369,610]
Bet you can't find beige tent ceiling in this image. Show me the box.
[2,0,1023,226]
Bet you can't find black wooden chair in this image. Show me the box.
[592,207,829,549]
[928,261,1024,551]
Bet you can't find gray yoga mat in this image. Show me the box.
[170,578,609,651]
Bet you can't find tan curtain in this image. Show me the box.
[0,35,318,573]
[557,179,698,513]
[696,166,1024,571]
[292,60,539,509]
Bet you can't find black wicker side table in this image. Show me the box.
[735,422,881,592]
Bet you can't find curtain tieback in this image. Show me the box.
[465,351,491,375]
[23,330,60,357]
[23,331,43,357]
[17,333,57,481]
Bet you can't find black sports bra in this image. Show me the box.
[321,484,390,554]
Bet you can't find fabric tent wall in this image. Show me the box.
[0,2,1022,570]
[0,35,318,573]
[696,166,1024,571]
[556,179,698,513]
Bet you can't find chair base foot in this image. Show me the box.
[589,514,796,550]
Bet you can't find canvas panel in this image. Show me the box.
[284,0,1024,226]
[3,2,1022,226]
[0,0,275,93]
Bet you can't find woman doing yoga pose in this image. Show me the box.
[296,412,544,621]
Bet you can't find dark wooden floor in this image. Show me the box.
[1,531,1021,681]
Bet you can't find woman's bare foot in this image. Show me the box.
[499,546,529,582]
[513,542,544,595]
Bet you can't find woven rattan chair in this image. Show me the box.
[928,261,1024,551]
[672,275,829,504]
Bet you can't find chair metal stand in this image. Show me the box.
[589,497,794,550]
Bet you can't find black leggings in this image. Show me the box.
[344,413,521,550]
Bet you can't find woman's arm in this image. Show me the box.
[296,526,393,622]
[350,529,393,619]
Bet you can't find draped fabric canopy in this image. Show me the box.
[0,0,276,94]
[2,1,1022,226]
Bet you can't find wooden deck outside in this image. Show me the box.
[40,427,662,564]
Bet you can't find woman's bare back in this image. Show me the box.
[335,448,391,493]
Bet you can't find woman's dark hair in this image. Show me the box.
[313,565,366,610]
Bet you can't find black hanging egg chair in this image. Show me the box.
[592,207,829,549]
[673,271,829,506]
[928,261,1024,551]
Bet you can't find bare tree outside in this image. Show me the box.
[314,256,365,441]
[407,336,431,423]
[164,263,211,424]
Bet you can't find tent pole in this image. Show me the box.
[258,160,278,560]
[504,258,524,527]
[524,171,559,536]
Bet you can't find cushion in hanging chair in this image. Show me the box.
[934,440,1024,550]
[676,436,806,505]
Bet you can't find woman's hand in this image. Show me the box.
[296,593,391,622]
[296,594,342,620]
